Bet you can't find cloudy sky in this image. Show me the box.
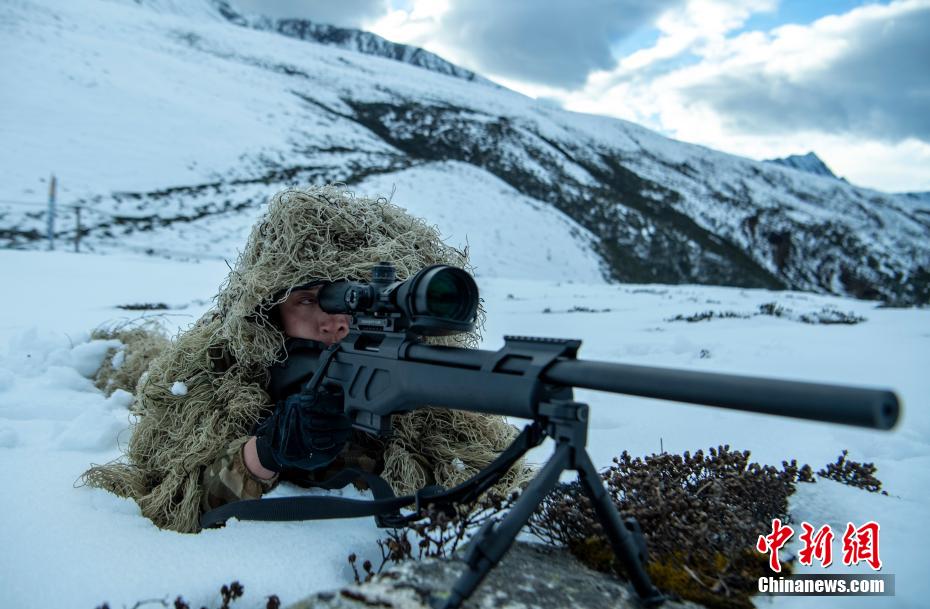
[233,0,930,193]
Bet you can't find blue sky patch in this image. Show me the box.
[739,0,880,34]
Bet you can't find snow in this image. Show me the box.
[356,161,606,283]
[171,380,189,396]
[110,347,126,370]
[0,1,926,607]
[0,249,927,609]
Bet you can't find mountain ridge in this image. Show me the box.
[1,0,927,305]
[209,0,489,85]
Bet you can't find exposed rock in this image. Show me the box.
[287,541,703,609]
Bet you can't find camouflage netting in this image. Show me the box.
[91,320,171,397]
[82,184,533,533]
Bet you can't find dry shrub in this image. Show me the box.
[353,445,891,609]
[818,449,887,494]
[94,580,273,609]
[352,492,519,583]
[355,447,886,608]
[528,446,813,609]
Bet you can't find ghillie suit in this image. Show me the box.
[83,185,532,533]
[92,321,170,397]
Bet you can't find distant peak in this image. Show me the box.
[764,151,844,181]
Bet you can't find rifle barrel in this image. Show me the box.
[544,360,900,430]
[404,344,899,430]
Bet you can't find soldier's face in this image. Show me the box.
[279,285,350,345]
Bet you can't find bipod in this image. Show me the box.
[435,400,666,609]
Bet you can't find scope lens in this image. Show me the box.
[425,270,467,319]
[410,266,477,323]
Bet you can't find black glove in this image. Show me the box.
[254,384,352,473]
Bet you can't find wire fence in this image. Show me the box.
[2,196,119,214]
[0,192,241,259]
[2,195,128,253]
[1,197,148,216]
[0,199,55,208]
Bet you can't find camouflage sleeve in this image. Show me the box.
[201,436,279,514]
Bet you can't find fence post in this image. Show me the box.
[74,205,82,253]
[47,174,57,251]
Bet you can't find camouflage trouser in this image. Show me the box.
[200,436,279,514]
[200,432,384,515]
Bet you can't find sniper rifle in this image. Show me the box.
[202,262,900,609]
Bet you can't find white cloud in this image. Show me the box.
[368,0,930,191]
[561,0,930,191]
[371,0,685,88]
[817,138,930,193]
[630,0,776,68]
[367,0,461,61]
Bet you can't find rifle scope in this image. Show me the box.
[319,262,479,335]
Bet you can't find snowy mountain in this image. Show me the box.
[764,152,845,181]
[1,0,928,305]
[211,1,489,85]
[895,191,930,206]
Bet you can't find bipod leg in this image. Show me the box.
[575,450,666,607]
[435,442,572,609]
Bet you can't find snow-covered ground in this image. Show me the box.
[0,248,926,609]
[1,1,926,607]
